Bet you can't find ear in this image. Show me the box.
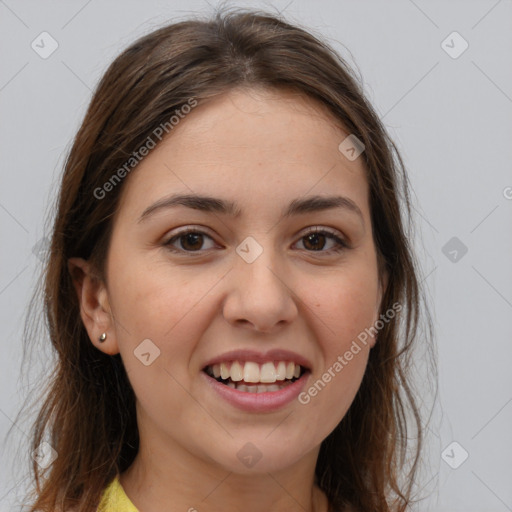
[67,257,120,355]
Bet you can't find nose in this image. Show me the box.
[222,245,298,334]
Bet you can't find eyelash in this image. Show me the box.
[162,227,349,255]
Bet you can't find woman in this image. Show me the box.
[20,7,434,512]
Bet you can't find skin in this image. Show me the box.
[69,87,387,512]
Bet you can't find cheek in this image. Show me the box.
[295,263,379,427]
[311,263,381,348]
[333,284,380,342]
[298,306,373,441]
[107,252,227,371]
[316,279,375,389]
[107,264,209,421]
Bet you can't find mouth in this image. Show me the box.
[203,360,308,393]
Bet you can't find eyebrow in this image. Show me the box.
[137,193,364,224]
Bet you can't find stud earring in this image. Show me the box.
[99,332,107,342]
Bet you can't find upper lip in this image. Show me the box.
[202,348,312,371]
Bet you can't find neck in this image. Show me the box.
[119,425,328,512]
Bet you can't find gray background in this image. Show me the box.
[1,0,511,510]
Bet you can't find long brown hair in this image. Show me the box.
[13,6,435,512]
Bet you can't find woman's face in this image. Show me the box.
[94,88,386,474]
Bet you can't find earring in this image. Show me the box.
[99,332,107,342]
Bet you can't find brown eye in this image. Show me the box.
[164,230,216,253]
[295,228,348,254]
[179,232,204,251]
[163,227,348,255]
[302,232,327,251]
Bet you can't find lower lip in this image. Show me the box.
[201,371,310,413]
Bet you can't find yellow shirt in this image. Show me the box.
[97,475,139,511]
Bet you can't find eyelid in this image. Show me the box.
[294,226,349,252]
[162,225,219,251]
[162,225,349,254]
[296,225,344,239]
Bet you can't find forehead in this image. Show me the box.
[116,87,369,222]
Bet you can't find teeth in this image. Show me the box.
[228,381,292,393]
[276,361,287,381]
[243,361,260,383]
[220,363,229,380]
[260,362,277,383]
[230,361,244,382]
[207,360,303,384]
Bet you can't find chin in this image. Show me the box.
[207,437,315,475]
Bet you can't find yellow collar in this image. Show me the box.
[97,475,139,511]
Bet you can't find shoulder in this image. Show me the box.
[53,478,117,512]
[97,475,138,512]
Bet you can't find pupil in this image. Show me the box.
[182,233,202,250]
[304,233,325,251]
